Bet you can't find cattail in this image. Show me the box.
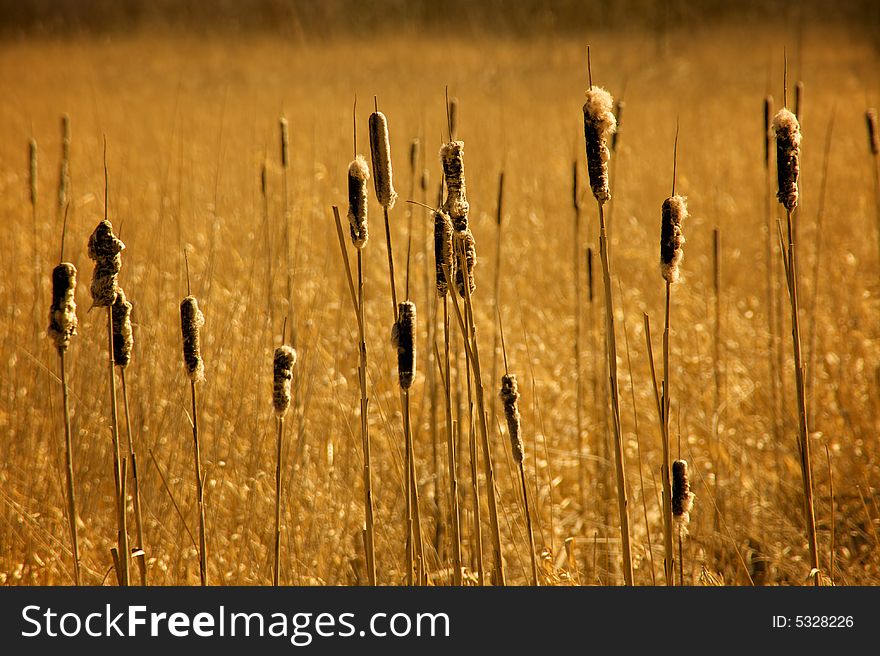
[440,141,469,231]
[29,139,37,207]
[87,220,125,307]
[368,111,397,209]
[48,263,78,353]
[434,210,454,297]
[454,228,477,297]
[866,109,879,156]
[273,345,297,418]
[180,296,205,383]
[660,195,688,284]
[773,108,801,211]
[500,374,524,464]
[671,459,695,537]
[58,115,71,210]
[391,300,416,389]
[347,156,370,248]
[582,87,617,204]
[763,95,773,169]
[611,99,625,153]
[280,117,289,168]
[111,288,133,368]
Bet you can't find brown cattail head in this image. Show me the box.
[273,345,297,418]
[48,262,78,353]
[391,301,416,389]
[434,210,454,297]
[180,296,205,383]
[29,138,37,207]
[368,111,397,209]
[582,87,616,204]
[773,108,801,212]
[672,459,695,537]
[58,114,71,210]
[867,109,879,156]
[660,195,688,284]
[87,219,125,307]
[280,117,289,168]
[440,141,469,232]
[611,99,625,153]
[454,228,476,297]
[500,374,524,464]
[111,288,133,368]
[347,156,370,248]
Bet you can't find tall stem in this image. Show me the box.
[357,250,376,586]
[383,206,398,322]
[403,390,424,583]
[661,282,675,586]
[107,306,129,586]
[274,416,284,586]
[519,461,539,586]
[60,352,81,585]
[443,299,463,585]
[121,369,147,585]
[190,380,207,585]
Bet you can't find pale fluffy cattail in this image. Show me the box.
[87,219,125,307]
[454,228,476,297]
[866,109,879,156]
[48,262,77,353]
[347,155,370,248]
[434,210,454,297]
[440,141,469,232]
[672,459,695,537]
[660,195,688,284]
[391,301,416,389]
[273,345,297,418]
[773,108,801,211]
[582,87,617,204]
[111,288,133,368]
[500,374,524,464]
[180,296,205,383]
[763,96,773,170]
[368,111,397,209]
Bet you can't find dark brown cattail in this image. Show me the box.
[87,219,125,307]
[440,141,469,232]
[180,296,205,383]
[391,300,416,389]
[273,345,297,418]
[111,288,133,368]
[29,138,37,207]
[672,459,695,537]
[434,210,454,297]
[48,262,77,353]
[611,99,625,153]
[773,108,801,211]
[454,228,476,297]
[763,95,773,170]
[347,156,370,248]
[866,109,879,156]
[582,87,616,204]
[280,117,289,168]
[660,195,688,284]
[500,374,524,464]
[368,111,397,209]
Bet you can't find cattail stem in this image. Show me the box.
[442,299,463,585]
[59,352,81,585]
[573,162,585,517]
[274,416,284,586]
[106,307,130,586]
[120,370,146,586]
[678,534,684,586]
[518,460,539,586]
[383,206,399,321]
[190,379,207,586]
[402,389,424,584]
[662,282,674,585]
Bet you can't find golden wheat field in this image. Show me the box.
[1,6,879,587]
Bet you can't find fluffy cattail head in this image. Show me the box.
[773,108,801,211]
[368,111,397,209]
[347,156,370,248]
[672,459,695,537]
[500,374,524,464]
[273,345,297,418]
[28,138,37,207]
[391,301,416,389]
[866,109,879,156]
[180,296,205,383]
[454,228,476,297]
[434,210,454,297]
[280,117,289,168]
[87,219,125,307]
[582,87,617,204]
[48,262,78,353]
[111,288,133,368]
[440,141,469,231]
[660,195,688,284]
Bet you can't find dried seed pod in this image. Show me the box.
[500,374,524,464]
[180,296,205,383]
[660,195,688,284]
[763,95,773,170]
[87,219,125,307]
[368,111,397,209]
[347,156,370,248]
[672,459,695,538]
[454,228,476,297]
[440,141,469,232]
[391,301,416,389]
[773,108,801,212]
[48,262,78,353]
[582,87,617,204]
[111,288,133,368]
[273,345,297,418]
[866,109,879,156]
[433,210,454,297]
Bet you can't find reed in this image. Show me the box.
[272,343,296,585]
[671,459,695,585]
[369,104,400,321]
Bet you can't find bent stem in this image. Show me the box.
[60,352,81,585]
[107,306,130,586]
[190,380,208,586]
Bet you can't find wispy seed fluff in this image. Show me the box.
[582,87,617,204]
[111,288,133,368]
[434,210,454,297]
[87,219,125,307]
[454,228,477,298]
[660,195,688,284]
[180,296,205,383]
[866,109,879,156]
[440,141,469,232]
[347,156,370,248]
[671,459,695,538]
[773,108,801,212]
[500,374,524,464]
[273,345,297,418]
[48,262,78,353]
[368,111,397,209]
[391,301,416,390]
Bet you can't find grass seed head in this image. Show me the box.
[867,109,879,156]
[180,295,205,383]
[48,262,78,353]
[391,300,416,389]
[273,345,297,418]
[434,210,454,297]
[87,219,125,307]
[773,108,801,211]
[672,458,695,538]
[368,111,397,209]
[440,141,469,231]
[660,195,688,284]
[500,374,524,464]
[111,287,133,368]
[582,87,616,204]
[347,155,370,248]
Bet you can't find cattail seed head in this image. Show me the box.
[87,219,125,306]
[58,115,71,210]
[280,117,289,168]
[434,210,454,297]
[582,87,616,204]
[773,108,801,212]
[672,459,695,537]
[440,141,469,232]
[454,228,476,297]
[368,111,397,209]
[29,138,37,206]
[660,195,688,284]
[347,156,370,248]
[111,288,133,368]
[180,295,205,383]
[273,345,297,418]
[391,301,416,389]
[500,374,524,464]
[48,262,78,353]
[866,109,879,156]
[763,95,773,170]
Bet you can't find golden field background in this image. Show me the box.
[1,7,879,585]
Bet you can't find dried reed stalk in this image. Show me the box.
[272,344,296,586]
